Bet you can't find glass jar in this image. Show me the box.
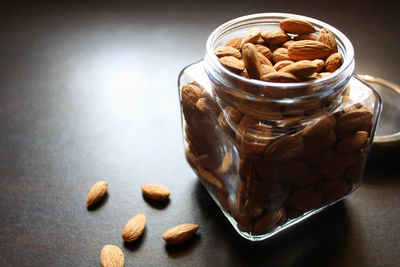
[178,13,381,241]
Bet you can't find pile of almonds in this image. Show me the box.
[215,17,342,83]
[86,182,199,266]
[181,17,374,236]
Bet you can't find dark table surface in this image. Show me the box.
[1,0,399,266]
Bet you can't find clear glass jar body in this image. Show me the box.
[178,13,381,241]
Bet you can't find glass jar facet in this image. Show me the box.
[178,13,381,241]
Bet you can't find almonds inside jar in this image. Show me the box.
[179,15,378,239]
[215,17,341,83]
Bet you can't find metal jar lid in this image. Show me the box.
[359,74,400,146]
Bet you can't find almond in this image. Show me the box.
[336,131,368,154]
[258,52,273,66]
[335,108,373,137]
[254,44,272,60]
[141,184,171,200]
[225,37,242,50]
[264,134,304,161]
[317,28,338,52]
[294,34,317,41]
[219,152,233,173]
[100,245,124,267]
[260,64,276,76]
[261,72,300,83]
[325,52,342,72]
[280,18,316,34]
[181,82,203,115]
[279,60,318,77]
[163,224,200,244]
[253,208,285,235]
[272,47,291,63]
[197,166,223,190]
[86,181,108,207]
[313,59,325,72]
[274,60,294,71]
[122,213,146,242]
[196,97,219,115]
[288,40,332,60]
[242,43,261,79]
[218,56,245,74]
[282,40,296,48]
[241,27,261,48]
[301,113,336,137]
[214,46,241,59]
[261,30,290,45]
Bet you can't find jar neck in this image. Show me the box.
[204,13,355,103]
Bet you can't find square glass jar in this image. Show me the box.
[178,13,381,241]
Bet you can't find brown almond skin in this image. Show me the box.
[272,47,291,63]
[86,181,108,207]
[163,224,199,244]
[317,28,338,52]
[100,245,124,267]
[274,60,294,71]
[255,44,272,60]
[294,34,317,41]
[288,40,332,60]
[214,46,241,59]
[260,64,276,76]
[122,213,146,242]
[141,184,171,200]
[325,52,342,72]
[242,43,261,79]
[241,27,261,48]
[262,30,290,45]
[225,37,242,50]
[336,131,369,154]
[279,60,318,77]
[313,59,325,72]
[218,56,245,74]
[280,18,316,34]
[261,72,300,83]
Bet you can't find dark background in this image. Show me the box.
[0,0,399,266]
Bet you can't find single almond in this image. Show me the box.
[261,72,300,83]
[294,34,317,41]
[163,224,200,244]
[325,52,342,72]
[86,181,108,207]
[100,245,124,267]
[255,44,272,60]
[242,43,261,79]
[288,40,332,60]
[196,97,219,115]
[260,64,276,76]
[336,131,368,154]
[317,28,338,52]
[272,47,291,63]
[181,82,203,114]
[218,56,245,74]
[282,40,296,48]
[122,213,146,242]
[214,46,241,59]
[241,27,261,48]
[279,60,318,77]
[258,52,273,66]
[313,59,325,72]
[274,60,294,71]
[141,184,171,200]
[280,18,316,34]
[225,37,242,50]
[261,30,290,45]
[197,166,223,190]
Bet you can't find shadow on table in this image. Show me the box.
[194,181,351,266]
[164,235,201,258]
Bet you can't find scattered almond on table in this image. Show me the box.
[86,181,108,207]
[100,244,124,267]
[162,224,200,245]
[122,213,146,242]
[141,184,171,200]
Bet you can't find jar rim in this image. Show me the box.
[205,13,355,90]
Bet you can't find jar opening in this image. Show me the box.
[204,13,355,101]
